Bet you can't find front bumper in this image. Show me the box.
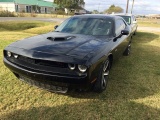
[3,58,90,92]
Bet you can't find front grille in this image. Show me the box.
[6,54,68,68]
[36,59,67,68]
[19,56,35,64]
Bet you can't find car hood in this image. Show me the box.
[8,32,109,59]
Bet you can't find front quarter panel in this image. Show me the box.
[84,40,114,82]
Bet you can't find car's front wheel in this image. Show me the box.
[124,43,131,56]
[93,58,111,93]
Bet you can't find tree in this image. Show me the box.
[92,10,99,14]
[54,0,85,10]
[104,5,123,14]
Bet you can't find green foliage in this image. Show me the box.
[54,0,85,9]
[92,10,99,14]
[0,11,16,17]
[104,4,123,14]
[55,9,65,15]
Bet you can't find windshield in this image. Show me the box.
[55,17,113,36]
[119,16,131,25]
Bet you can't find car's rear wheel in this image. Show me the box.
[124,43,131,56]
[93,58,111,93]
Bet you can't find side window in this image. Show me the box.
[132,16,135,21]
[115,19,126,35]
[133,15,136,21]
[131,15,135,23]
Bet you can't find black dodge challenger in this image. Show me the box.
[3,15,131,93]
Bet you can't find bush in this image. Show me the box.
[30,12,37,17]
[0,11,16,17]
[17,12,25,17]
[55,10,65,15]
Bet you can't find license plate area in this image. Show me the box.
[19,75,68,93]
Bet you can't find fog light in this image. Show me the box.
[14,54,18,58]
[68,64,76,70]
[78,65,87,73]
[7,51,11,57]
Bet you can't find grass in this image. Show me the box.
[17,13,70,18]
[0,21,55,31]
[0,11,70,18]
[0,21,160,120]
[35,13,71,18]
[138,18,160,27]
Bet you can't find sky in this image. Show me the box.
[46,0,160,15]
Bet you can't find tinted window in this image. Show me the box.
[55,17,113,36]
[115,19,126,35]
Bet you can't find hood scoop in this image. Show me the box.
[47,36,76,41]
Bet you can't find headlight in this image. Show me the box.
[68,64,76,70]
[13,54,18,58]
[7,51,12,57]
[78,65,87,73]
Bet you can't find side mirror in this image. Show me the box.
[113,34,122,42]
[133,21,137,24]
[113,30,129,42]
[54,25,58,29]
[121,30,129,35]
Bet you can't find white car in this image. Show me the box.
[113,14,138,36]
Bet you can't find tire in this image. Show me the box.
[93,58,111,93]
[133,31,136,35]
[123,43,131,56]
[133,28,137,35]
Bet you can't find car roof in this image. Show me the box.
[72,14,122,20]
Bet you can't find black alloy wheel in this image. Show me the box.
[93,58,110,93]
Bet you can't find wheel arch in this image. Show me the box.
[108,53,113,68]
[92,53,113,92]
